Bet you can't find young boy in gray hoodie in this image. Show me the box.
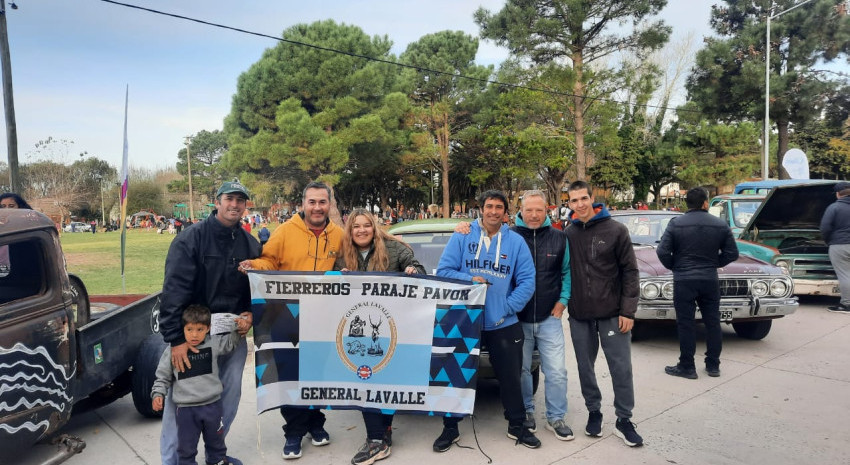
[151,304,247,465]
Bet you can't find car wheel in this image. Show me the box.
[732,320,772,340]
[131,333,168,418]
[68,274,91,327]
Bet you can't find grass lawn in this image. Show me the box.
[61,224,279,295]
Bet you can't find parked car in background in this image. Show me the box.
[389,214,798,342]
[733,179,837,195]
[708,194,766,237]
[388,218,541,391]
[63,221,91,232]
[609,210,797,340]
[737,180,845,297]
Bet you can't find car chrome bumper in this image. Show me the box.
[636,297,798,321]
[792,279,840,296]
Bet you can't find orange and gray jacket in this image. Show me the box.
[249,212,343,272]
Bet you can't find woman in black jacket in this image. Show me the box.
[334,208,425,465]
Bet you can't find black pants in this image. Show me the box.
[176,400,226,465]
[363,411,393,440]
[444,322,525,429]
[673,279,722,369]
[281,407,326,439]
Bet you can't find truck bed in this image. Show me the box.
[73,293,161,400]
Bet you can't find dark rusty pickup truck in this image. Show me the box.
[0,209,166,463]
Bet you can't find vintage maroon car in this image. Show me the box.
[611,210,798,340]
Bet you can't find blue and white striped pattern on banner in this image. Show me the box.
[248,271,486,417]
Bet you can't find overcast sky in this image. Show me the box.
[2,0,718,171]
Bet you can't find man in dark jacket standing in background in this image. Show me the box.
[565,181,642,448]
[158,180,261,465]
[820,181,850,313]
[657,187,739,379]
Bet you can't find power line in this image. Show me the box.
[98,0,694,114]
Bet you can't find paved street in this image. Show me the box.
[19,296,850,465]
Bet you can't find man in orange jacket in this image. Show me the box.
[239,181,343,460]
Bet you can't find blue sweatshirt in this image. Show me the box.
[437,219,536,330]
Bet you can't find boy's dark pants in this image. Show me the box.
[176,399,226,465]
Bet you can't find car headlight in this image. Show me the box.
[770,279,789,297]
[661,282,675,300]
[751,280,769,297]
[641,282,660,299]
[774,259,790,275]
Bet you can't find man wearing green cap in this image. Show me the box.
[158,180,261,465]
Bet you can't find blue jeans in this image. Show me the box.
[521,316,568,422]
[161,337,247,465]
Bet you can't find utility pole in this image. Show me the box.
[184,136,194,221]
[101,182,106,225]
[0,4,19,193]
[763,0,820,180]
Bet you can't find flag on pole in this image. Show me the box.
[119,86,129,293]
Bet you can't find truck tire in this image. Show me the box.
[68,274,91,327]
[131,333,167,418]
[732,320,772,340]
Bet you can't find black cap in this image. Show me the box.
[834,181,850,193]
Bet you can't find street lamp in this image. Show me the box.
[764,0,820,180]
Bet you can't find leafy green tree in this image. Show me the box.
[674,120,762,188]
[400,30,493,217]
[19,137,116,223]
[474,0,670,181]
[796,117,850,179]
[223,20,400,206]
[687,0,850,179]
[170,129,228,203]
[71,156,117,219]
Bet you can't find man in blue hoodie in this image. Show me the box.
[433,189,539,451]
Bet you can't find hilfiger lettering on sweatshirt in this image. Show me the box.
[464,258,511,276]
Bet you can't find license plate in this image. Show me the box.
[720,310,733,322]
[834,286,841,294]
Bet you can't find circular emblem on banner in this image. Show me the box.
[356,365,373,380]
[336,301,397,378]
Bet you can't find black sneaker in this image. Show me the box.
[383,426,393,447]
[282,436,302,459]
[665,364,698,379]
[432,427,459,452]
[506,425,541,449]
[585,410,603,437]
[523,412,537,433]
[828,304,850,313]
[307,426,330,446]
[614,418,643,447]
[706,366,721,377]
[351,439,390,465]
[545,419,575,441]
